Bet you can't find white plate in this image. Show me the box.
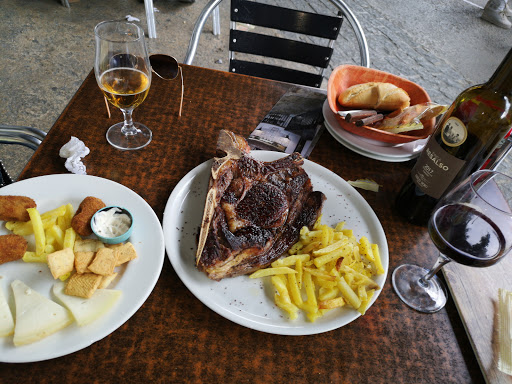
[0,175,164,362]
[163,151,389,335]
[322,101,427,162]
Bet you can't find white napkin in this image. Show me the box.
[125,15,140,22]
[59,137,90,175]
[498,288,512,375]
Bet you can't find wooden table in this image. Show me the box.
[1,65,485,383]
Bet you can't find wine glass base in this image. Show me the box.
[392,264,448,313]
[106,122,152,150]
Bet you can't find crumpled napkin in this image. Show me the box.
[125,15,140,22]
[59,136,90,175]
[498,288,512,375]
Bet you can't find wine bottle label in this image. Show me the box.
[411,137,466,199]
[441,117,467,147]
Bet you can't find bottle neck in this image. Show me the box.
[486,48,512,93]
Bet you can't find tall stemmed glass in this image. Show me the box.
[392,170,512,313]
[94,20,152,150]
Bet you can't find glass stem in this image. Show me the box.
[419,253,451,287]
[120,108,138,136]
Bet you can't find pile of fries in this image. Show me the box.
[6,204,77,280]
[250,217,385,322]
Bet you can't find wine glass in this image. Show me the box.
[392,169,512,313]
[94,20,152,150]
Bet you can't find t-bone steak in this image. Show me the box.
[196,130,326,280]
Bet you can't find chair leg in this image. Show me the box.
[144,0,157,38]
[0,159,13,187]
[213,6,221,36]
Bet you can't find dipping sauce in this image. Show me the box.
[92,207,132,238]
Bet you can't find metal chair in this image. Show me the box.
[0,125,46,187]
[184,0,369,88]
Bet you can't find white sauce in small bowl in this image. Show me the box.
[92,207,132,238]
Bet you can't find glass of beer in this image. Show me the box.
[94,20,152,150]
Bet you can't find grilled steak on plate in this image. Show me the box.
[196,130,326,280]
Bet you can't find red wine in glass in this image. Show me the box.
[392,170,512,313]
[429,203,507,267]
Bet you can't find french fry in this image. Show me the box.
[359,236,375,262]
[318,286,339,301]
[371,244,385,274]
[271,254,310,267]
[288,242,303,255]
[319,296,346,310]
[303,272,317,308]
[44,244,55,254]
[63,227,77,249]
[295,259,303,288]
[58,203,74,231]
[313,245,349,269]
[22,251,47,263]
[338,265,380,290]
[303,267,336,281]
[358,290,375,315]
[287,273,303,307]
[319,224,332,248]
[334,222,345,232]
[27,208,46,257]
[249,267,297,278]
[59,272,71,281]
[301,241,321,254]
[47,224,65,249]
[337,275,361,309]
[270,275,290,299]
[312,239,347,256]
[275,293,298,320]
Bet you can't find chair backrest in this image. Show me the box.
[0,125,45,150]
[228,0,343,87]
[0,125,46,187]
[184,0,370,84]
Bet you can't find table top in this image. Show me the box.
[1,65,485,383]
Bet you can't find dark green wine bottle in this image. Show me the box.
[396,48,512,225]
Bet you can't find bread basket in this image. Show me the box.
[327,65,435,144]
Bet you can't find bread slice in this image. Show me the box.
[338,82,410,111]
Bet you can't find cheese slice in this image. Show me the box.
[53,282,121,326]
[11,280,73,346]
[0,285,14,337]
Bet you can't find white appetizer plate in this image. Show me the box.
[163,151,389,335]
[0,174,164,362]
[322,101,427,162]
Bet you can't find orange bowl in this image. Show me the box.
[327,65,434,144]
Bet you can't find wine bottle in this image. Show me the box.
[396,48,512,225]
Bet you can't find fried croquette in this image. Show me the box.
[0,234,28,265]
[71,196,106,236]
[0,195,37,222]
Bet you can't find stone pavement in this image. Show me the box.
[0,0,509,180]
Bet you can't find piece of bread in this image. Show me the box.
[338,82,410,111]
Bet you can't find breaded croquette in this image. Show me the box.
[0,234,28,265]
[71,196,106,236]
[0,195,37,222]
